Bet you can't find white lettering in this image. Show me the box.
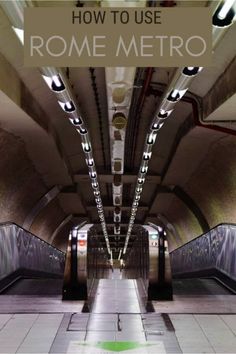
[140,36,153,57]
[116,36,138,57]
[170,36,184,57]
[185,36,206,57]
[46,36,67,57]
[93,36,106,57]
[30,36,44,56]
[68,35,91,56]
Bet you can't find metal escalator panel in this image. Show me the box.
[62,225,88,300]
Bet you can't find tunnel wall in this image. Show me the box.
[0,127,67,246]
[0,128,46,225]
[170,223,236,283]
[163,131,236,250]
[0,222,65,287]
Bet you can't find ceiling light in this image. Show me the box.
[82,142,91,152]
[182,67,203,76]
[147,132,157,145]
[167,88,188,102]
[218,0,235,19]
[143,152,151,161]
[87,159,94,167]
[158,110,168,119]
[49,74,65,91]
[12,27,24,45]
[79,127,87,135]
[58,100,75,113]
[52,75,61,88]
[213,0,235,26]
[72,117,82,125]
[90,172,97,179]
[152,122,159,129]
[64,101,75,112]
[138,178,145,184]
[141,166,148,174]
[171,89,179,99]
[152,122,164,131]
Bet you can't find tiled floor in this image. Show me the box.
[153,295,236,313]
[0,313,63,353]
[0,295,83,313]
[171,314,236,353]
[2,313,236,353]
[1,278,236,353]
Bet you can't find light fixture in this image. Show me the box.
[170,89,179,99]
[82,142,91,153]
[12,27,24,45]
[79,127,87,135]
[90,171,97,179]
[152,122,164,131]
[182,67,203,76]
[71,117,82,126]
[167,88,188,102]
[213,0,235,27]
[42,75,64,92]
[64,101,75,112]
[143,152,152,161]
[1,0,111,256]
[138,178,145,184]
[87,159,94,167]
[52,75,62,88]
[147,132,157,145]
[140,166,148,174]
[136,187,142,194]
[218,0,235,19]
[157,109,168,119]
[58,100,75,113]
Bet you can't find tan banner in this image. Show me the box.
[24,7,212,67]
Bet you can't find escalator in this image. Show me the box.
[0,223,65,295]
[172,277,233,295]
[1,278,63,295]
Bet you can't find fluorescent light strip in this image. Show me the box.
[12,27,24,45]
[1,0,113,254]
[122,2,234,254]
[218,0,235,19]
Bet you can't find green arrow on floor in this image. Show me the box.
[96,341,153,352]
[78,341,154,352]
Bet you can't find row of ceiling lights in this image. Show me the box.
[2,0,235,257]
[123,66,203,254]
[1,0,112,254]
[123,0,236,255]
[41,67,111,254]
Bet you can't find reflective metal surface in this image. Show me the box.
[63,225,109,301]
[0,222,65,283]
[171,223,236,281]
[23,186,61,230]
[124,226,173,301]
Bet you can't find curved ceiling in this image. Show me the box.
[0,0,235,256]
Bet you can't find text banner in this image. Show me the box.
[24,7,212,67]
